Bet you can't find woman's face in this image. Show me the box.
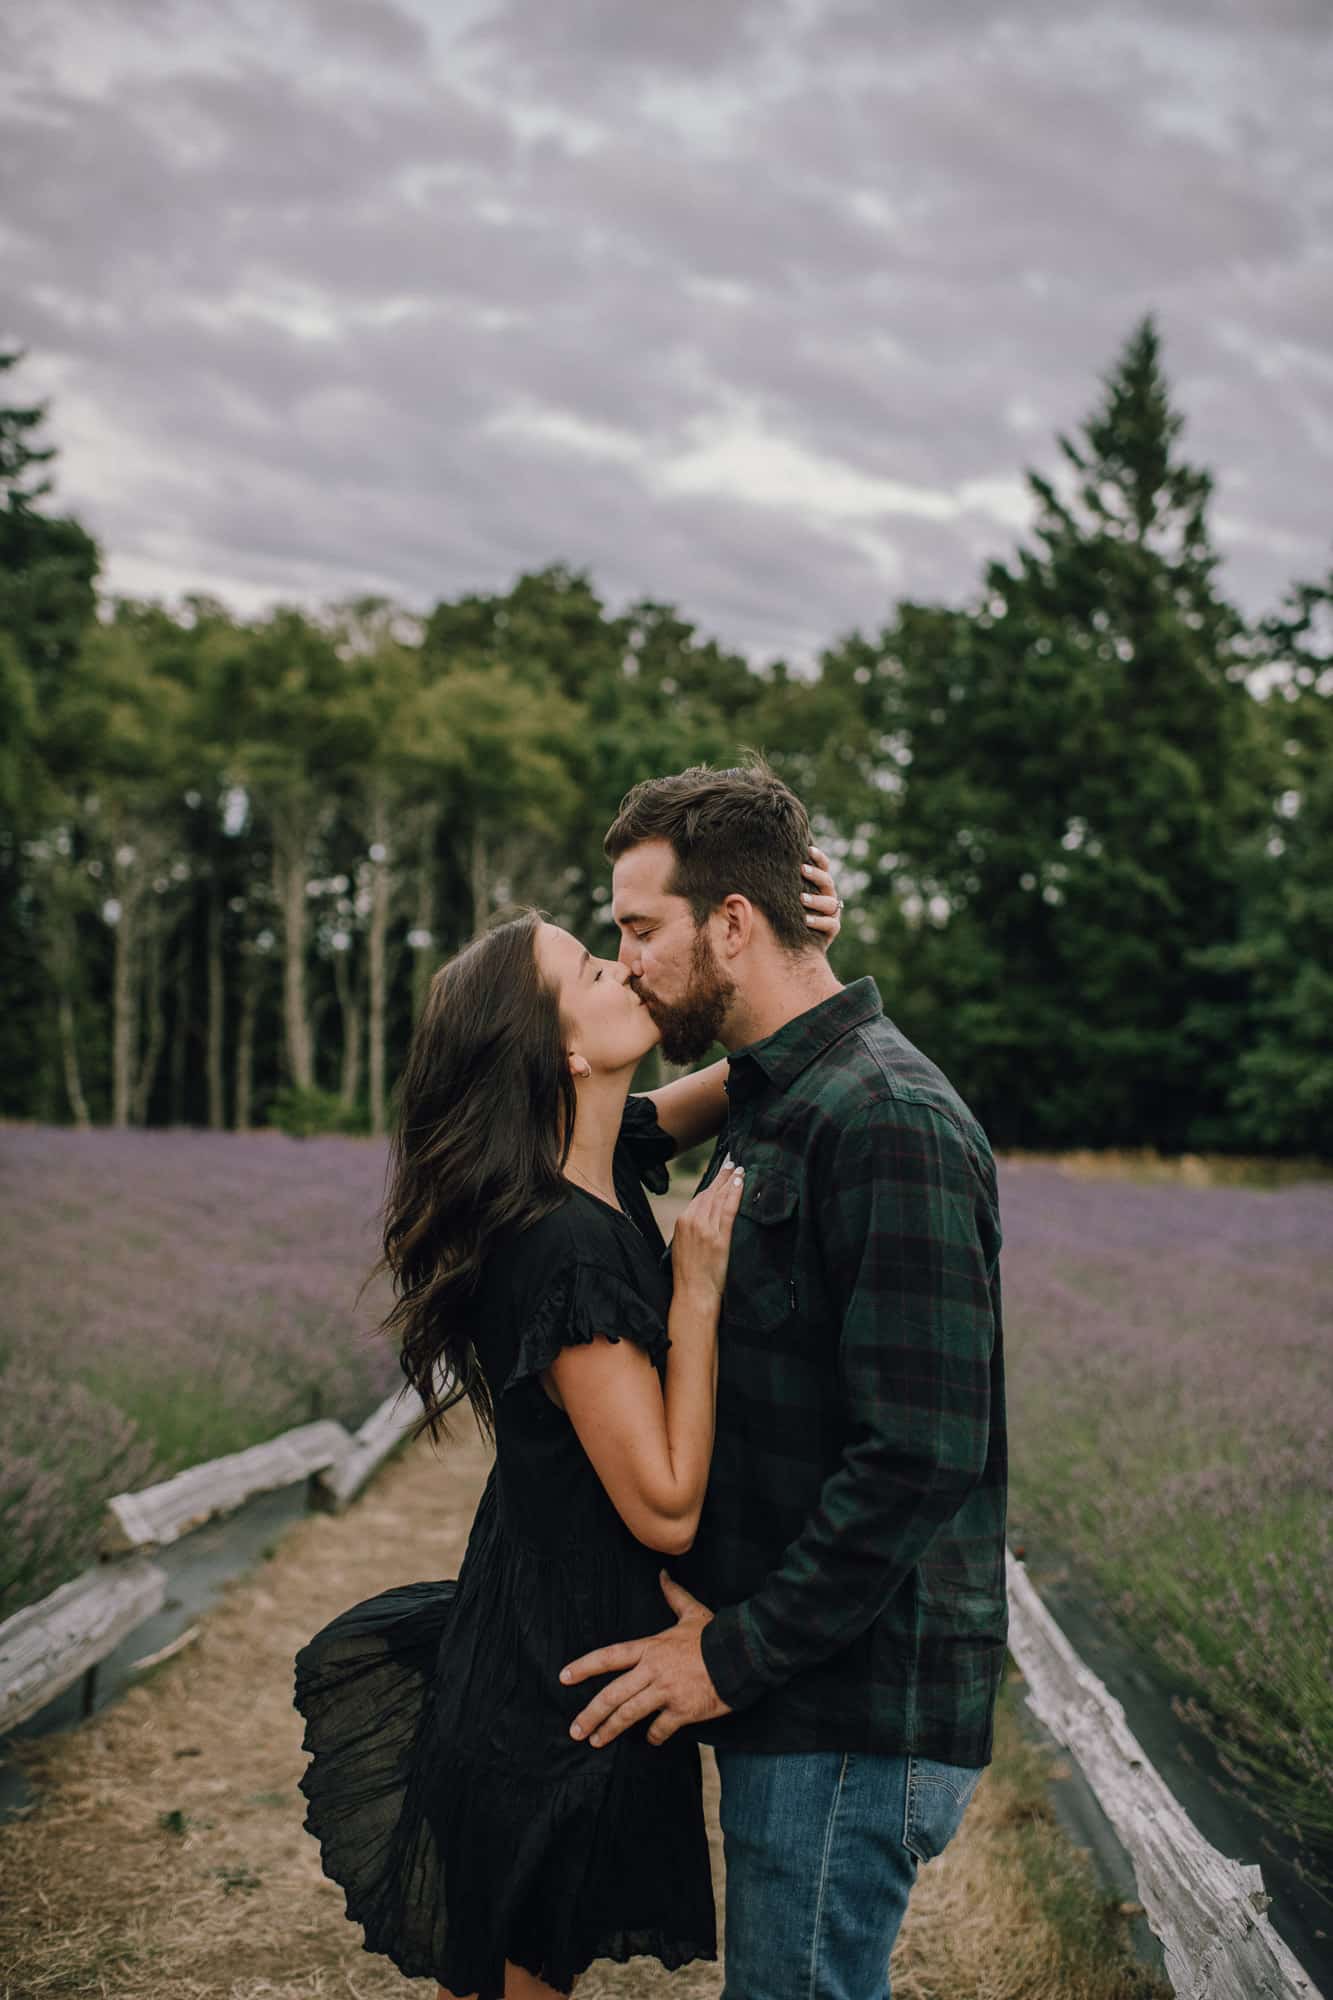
[535,921,661,1078]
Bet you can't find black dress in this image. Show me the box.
[293,1096,716,1999]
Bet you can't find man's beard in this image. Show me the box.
[638,926,736,1064]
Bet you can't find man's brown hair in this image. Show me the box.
[603,756,816,952]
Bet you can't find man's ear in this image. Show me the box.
[717,895,754,958]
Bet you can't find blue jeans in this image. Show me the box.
[714,1748,983,2000]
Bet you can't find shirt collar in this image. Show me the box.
[725,977,883,1100]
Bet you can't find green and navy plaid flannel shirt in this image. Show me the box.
[677,976,1008,1767]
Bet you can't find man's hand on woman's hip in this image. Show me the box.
[560,1573,732,1747]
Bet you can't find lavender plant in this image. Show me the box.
[3,1128,1328,1879]
[0,1125,399,1621]
[1001,1160,1333,1873]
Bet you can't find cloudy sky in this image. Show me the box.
[2,0,1330,664]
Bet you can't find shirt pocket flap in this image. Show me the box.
[727,1170,801,1333]
[742,1170,799,1226]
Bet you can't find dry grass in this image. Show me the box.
[0,1427,1161,2000]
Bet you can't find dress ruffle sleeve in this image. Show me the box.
[617,1092,676,1195]
[503,1256,670,1398]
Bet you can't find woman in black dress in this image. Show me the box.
[294,863,840,1998]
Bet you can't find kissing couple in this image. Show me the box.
[294,757,1007,2000]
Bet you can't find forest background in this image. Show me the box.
[2,316,1330,1160]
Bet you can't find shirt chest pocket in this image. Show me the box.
[723,1169,801,1333]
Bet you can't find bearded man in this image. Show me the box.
[560,757,1008,2000]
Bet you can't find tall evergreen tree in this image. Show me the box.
[0,347,99,690]
[848,318,1259,1147]
[1202,570,1333,1151]
[0,350,102,1119]
[0,345,57,507]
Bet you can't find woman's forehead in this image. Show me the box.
[537,921,583,975]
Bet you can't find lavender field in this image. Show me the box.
[0,1125,398,1622]
[1001,1158,1333,1869]
[3,1127,1330,1877]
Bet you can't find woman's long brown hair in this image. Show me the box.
[366,910,575,1443]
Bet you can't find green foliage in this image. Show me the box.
[267,1084,370,1138]
[0,349,104,1119]
[820,318,1266,1148]
[0,631,37,821]
[0,345,57,506]
[1,325,1329,1156]
[1202,571,1333,1152]
[0,347,99,691]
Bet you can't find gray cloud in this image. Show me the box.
[290,0,429,67]
[3,0,1330,662]
[465,0,781,78]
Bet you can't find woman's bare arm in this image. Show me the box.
[545,1166,744,1554]
[641,1058,730,1155]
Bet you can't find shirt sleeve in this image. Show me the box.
[616,1092,677,1195]
[700,1099,1000,1713]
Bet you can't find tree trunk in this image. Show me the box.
[469,826,490,939]
[57,990,92,1129]
[309,990,333,1087]
[46,887,91,1130]
[132,906,167,1126]
[367,794,391,1134]
[206,876,225,1130]
[110,889,137,1129]
[410,804,440,1025]
[333,941,362,1110]
[273,818,314,1090]
[168,935,190,1125]
[234,954,259,1132]
[341,1000,362,1109]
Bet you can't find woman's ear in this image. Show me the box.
[568,1052,592,1080]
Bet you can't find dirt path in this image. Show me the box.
[0,1424,1160,2000]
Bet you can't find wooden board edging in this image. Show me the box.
[0,1558,167,1732]
[1006,1550,1325,2000]
[99,1418,352,1554]
[313,1387,421,1512]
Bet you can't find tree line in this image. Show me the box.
[1,319,1329,1155]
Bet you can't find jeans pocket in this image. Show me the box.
[901,1755,983,1863]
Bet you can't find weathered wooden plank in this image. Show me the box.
[99,1418,352,1554]
[128,1622,200,1674]
[0,1558,167,1732]
[1006,1551,1325,2000]
[313,1388,421,1512]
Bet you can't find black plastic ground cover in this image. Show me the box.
[1024,1548,1332,1994]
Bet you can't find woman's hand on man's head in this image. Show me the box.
[801,844,843,949]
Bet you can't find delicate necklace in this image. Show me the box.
[564,1166,624,1211]
[564,1168,646,1239]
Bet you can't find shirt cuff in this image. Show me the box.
[701,1603,783,1714]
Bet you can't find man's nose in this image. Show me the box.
[617,935,642,974]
